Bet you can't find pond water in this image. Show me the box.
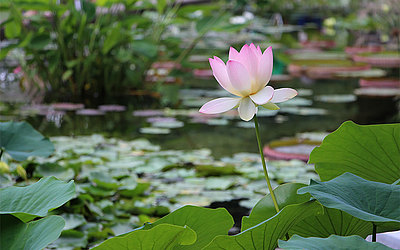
[2,74,398,159]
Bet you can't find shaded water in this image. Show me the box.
[4,76,398,158]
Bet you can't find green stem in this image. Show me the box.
[254,115,280,213]
[372,223,377,242]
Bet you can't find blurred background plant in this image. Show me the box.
[0,0,248,102]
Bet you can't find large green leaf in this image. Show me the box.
[278,235,392,250]
[0,121,55,161]
[140,205,234,249]
[298,173,400,225]
[0,214,65,250]
[92,224,197,250]
[290,207,372,238]
[241,183,310,231]
[242,183,372,237]
[242,183,372,238]
[309,121,400,183]
[203,200,323,250]
[0,176,76,222]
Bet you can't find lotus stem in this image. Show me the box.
[254,115,280,213]
[372,223,377,242]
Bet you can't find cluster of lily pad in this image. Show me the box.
[0,121,317,249]
[0,120,399,249]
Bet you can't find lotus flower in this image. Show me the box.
[199,44,297,121]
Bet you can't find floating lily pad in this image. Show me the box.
[314,94,356,103]
[353,51,400,68]
[98,105,126,112]
[132,109,164,117]
[61,213,86,230]
[51,103,84,111]
[291,51,348,61]
[35,163,75,181]
[279,235,392,250]
[151,119,184,129]
[359,78,400,88]
[354,87,400,97]
[335,68,386,78]
[76,109,105,116]
[139,127,171,134]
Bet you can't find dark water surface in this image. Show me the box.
[7,77,397,158]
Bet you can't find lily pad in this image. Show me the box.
[314,94,356,103]
[0,121,55,161]
[98,105,126,112]
[0,214,65,250]
[92,224,196,250]
[132,109,164,117]
[298,173,400,225]
[76,109,105,116]
[0,176,76,222]
[35,163,75,181]
[139,205,234,249]
[309,121,400,183]
[279,235,392,250]
[139,127,171,134]
[61,213,87,230]
[51,103,84,111]
[203,200,323,250]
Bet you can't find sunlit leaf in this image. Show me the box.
[203,200,323,250]
[279,235,392,250]
[0,176,76,222]
[140,205,234,249]
[298,173,400,229]
[92,224,197,249]
[309,121,400,184]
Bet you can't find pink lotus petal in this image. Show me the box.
[199,97,241,114]
[229,47,240,61]
[256,46,262,57]
[238,97,256,121]
[239,44,259,79]
[226,60,252,96]
[257,46,273,87]
[209,57,239,96]
[249,86,274,105]
[249,43,262,60]
[271,88,298,103]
